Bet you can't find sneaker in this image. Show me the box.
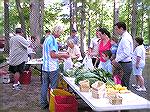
[12,84,22,90]
[41,104,49,110]
[136,87,146,92]
[132,84,140,88]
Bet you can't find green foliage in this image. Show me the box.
[0,54,6,64]
[44,2,64,30]
[1,0,149,44]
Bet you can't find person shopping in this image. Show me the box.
[40,25,70,109]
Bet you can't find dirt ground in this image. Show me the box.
[0,56,150,112]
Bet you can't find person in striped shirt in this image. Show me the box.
[40,25,70,109]
[9,28,29,90]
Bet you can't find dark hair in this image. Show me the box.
[72,29,77,32]
[115,22,126,30]
[31,35,36,41]
[96,27,101,31]
[98,28,111,38]
[15,28,22,34]
[103,50,112,59]
[45,29,51,33]
[135,37,144,45]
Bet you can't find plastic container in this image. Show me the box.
[19,70,31,85]
[49,89,77,112]
[57,78,68,90]
[55,96,78,112]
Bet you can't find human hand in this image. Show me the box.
[112,59,117,65]
[62,53,70,59]
[136,65,139,69]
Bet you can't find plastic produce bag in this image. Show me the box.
[63,57,73,71]
[82,55,94,70]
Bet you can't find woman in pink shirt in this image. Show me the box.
[98,28,111,63]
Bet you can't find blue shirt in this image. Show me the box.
[101,60,112,74]
[110,43,118,55]
[42,35,58,72]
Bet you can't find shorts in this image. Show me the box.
[9,62,25,74]
[132,65,144,76]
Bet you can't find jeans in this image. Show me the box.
[40,70,59,108]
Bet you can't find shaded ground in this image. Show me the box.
[0,56,150,112]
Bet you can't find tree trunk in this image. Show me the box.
[100,4,104,27]
[69,0,73,35]
[15,0,26,38]
[39,0,44,38]
[141,2,144,38]
[88,17,91,47]
[30,0,43,58]
[127,0,130,31]
[113,0,119,36]
[73,0,77,30]
[131,0,137,38]
[147,12,150,45]
[30,0,40,38]
[4,0,10,54]
[80,0,86,57]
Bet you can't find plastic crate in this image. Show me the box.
[57,77,68,90]
[49,89,74,112]
[55,96,78,112]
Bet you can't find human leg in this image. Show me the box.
[132,66,146,91]
[92,58,96,66]
[113,74,121,84]
[119,62,132,89]
[8,65,19,86]
[138,75,146,89]
[40,71,50,109]
[12,62,25,90]
[92,58,100,68]
[132,65,140,88]
[49,70,59,89]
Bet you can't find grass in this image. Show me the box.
[31,68,40,76]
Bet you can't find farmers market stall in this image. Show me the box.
[63,76,150,111]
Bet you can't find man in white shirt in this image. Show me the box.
[113,22,133,89]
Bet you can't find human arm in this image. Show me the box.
[88,47,92,54]
[19,36,30,49]
[136,56,141,69]
[107,61,113,74]
[74,45,82,59]
[50,51,70,60]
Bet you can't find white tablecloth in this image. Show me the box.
[63,76,150,111]
[26,58,43,65]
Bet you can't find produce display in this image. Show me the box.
[63,62,114,86]
[62,61,131,105]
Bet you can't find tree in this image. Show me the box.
[4,0,10,53]
[29,0,43,39]
[15,0,26,38]
[131,0,137,38]
[69,0,73,35]
[39,0,44,38]
[113,0,119,36]
[80,0,86,56]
